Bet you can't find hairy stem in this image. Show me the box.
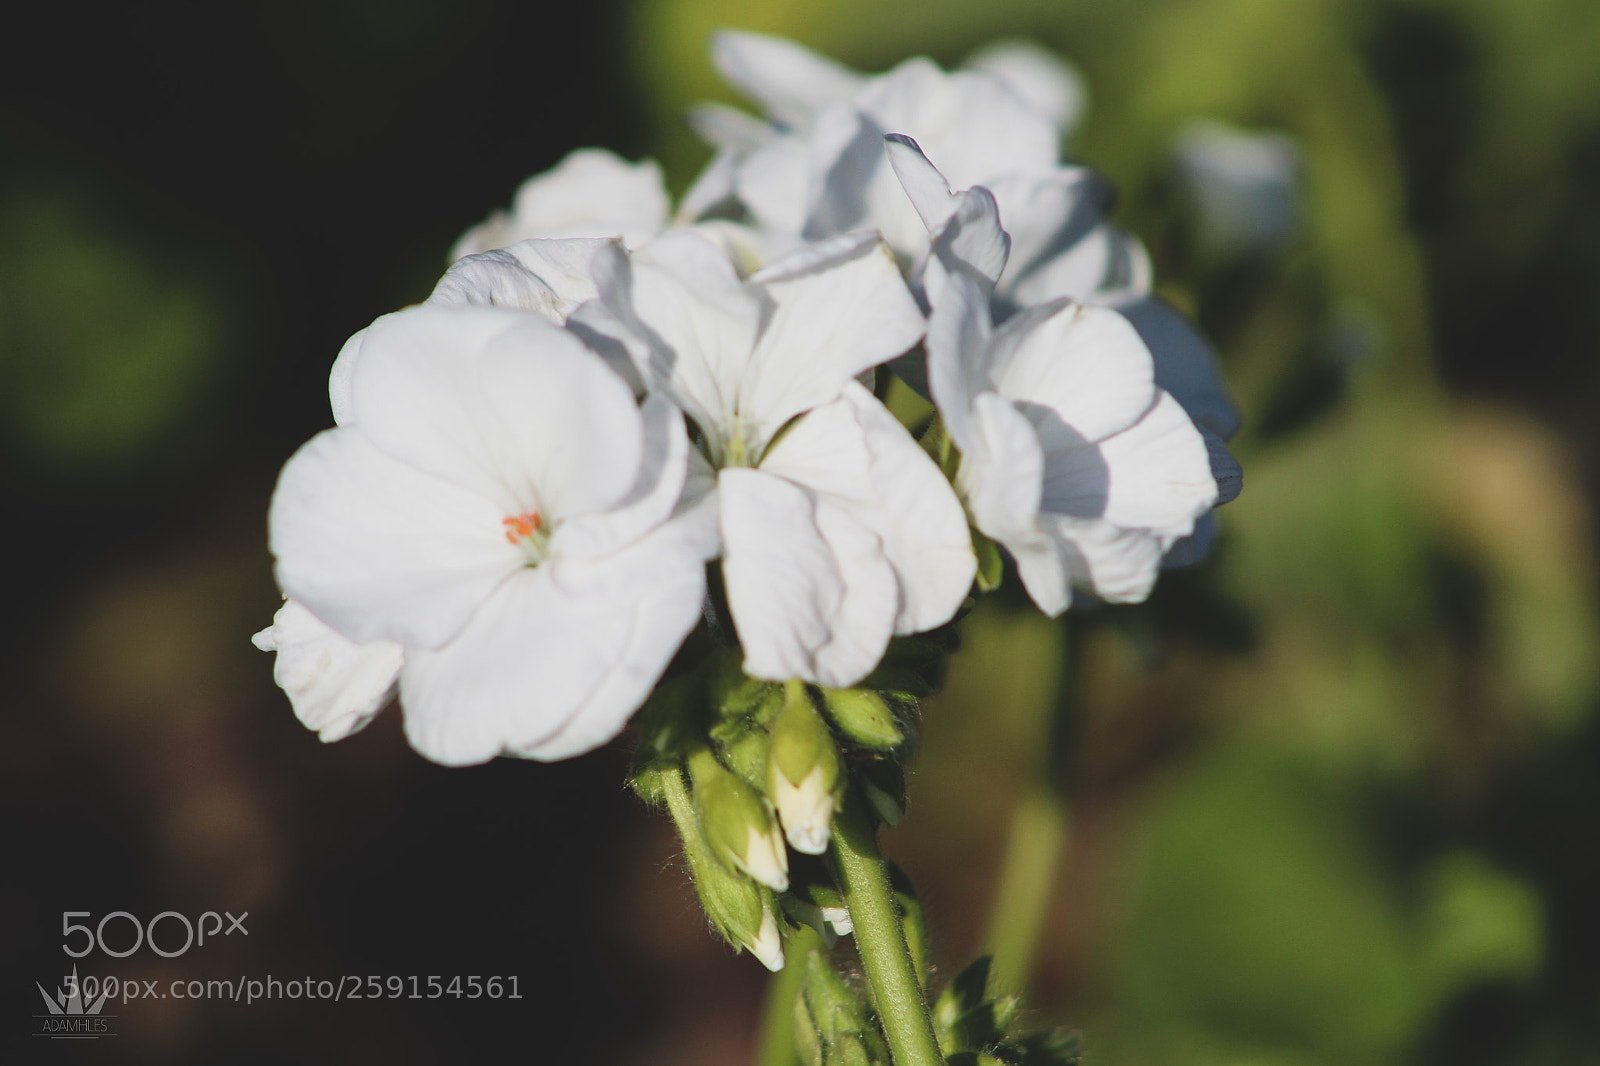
[827,796,944,1066]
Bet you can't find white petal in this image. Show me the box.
[1040,514,1167,603]
[960,391,1044,546]
[884,133,959,233]
[504,148,667,248]
[733,133,815,235]
[888,134,1011,290]
[991,302,1157,443]
[924,262,996,454]
[348,305,644,519]
[269,427,519,648]
[740,232,924,451]
[253,599,403,741]
[761,385,974,635]
[1005,222,1151,307]
[985,167,1114,291]
[556,396,717,562]
[687,102,776,152]
[963,39,1087,137]
[1089,390,1217,533]
[429,248,566,319]
[855,58,1060,189]
[400,544,703,765]
[719,468,897,688]
[592,232,762,449]
[711,30,865,130]
[1113,294,1241,440]
[328,326,367,427]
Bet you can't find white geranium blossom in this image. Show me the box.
[903,149,1224,614]
[592,228,975,686]
[267,303,716,765]
[452,148,671,260]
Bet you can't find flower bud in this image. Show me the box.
[769,681,842,854]
[689,748,789,891]
[818,686,904,749]
[657,753,785,970]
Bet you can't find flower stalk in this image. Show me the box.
[826,792,945,1066]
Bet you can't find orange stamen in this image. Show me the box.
[501,511,543,544]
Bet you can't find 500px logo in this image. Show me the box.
[60,910,247,959]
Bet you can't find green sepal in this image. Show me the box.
[717,717,774,790]
[945,1053,1008,1066]
[819,687,903,749]
[973,529,1004,592]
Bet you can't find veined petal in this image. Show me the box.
[253,599,403,742]
[348,305,644,519]
[711,29,865,130]
[592,232,762,449]
[761,385,974,634]
[1088,390,1217,533]
[428,237,609,322]
[991,302,1157,444]
[741,232,924,450]
[269,426,519,649]
[1040,514,1167,603]
[719,468,897,687]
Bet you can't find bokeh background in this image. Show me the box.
[5,0,1600,1062]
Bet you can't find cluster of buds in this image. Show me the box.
[628,633,946,969]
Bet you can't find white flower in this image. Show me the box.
[451,148,670,260]
[592,229,975,686]
[681,28,1147,311]
[909,158,1223,614]
[268,303,715,765]
[888,135,1242,572]
[252,599,403,742]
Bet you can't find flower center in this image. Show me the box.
[502,511,551,566]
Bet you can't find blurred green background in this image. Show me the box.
[4,0,1599,1063]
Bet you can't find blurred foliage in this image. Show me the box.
[630,0,1600,1063]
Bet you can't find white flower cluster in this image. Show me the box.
[255,31,1240,767]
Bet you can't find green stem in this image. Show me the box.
[756,924,822,1066]
[827,796,944,1066]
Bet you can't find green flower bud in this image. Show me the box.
[819,686,904,749]
[658,754,785,970]
[769,681,842,854]
[689,748,789,891]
